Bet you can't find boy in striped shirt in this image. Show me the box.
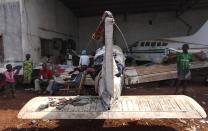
[176,44,192,94]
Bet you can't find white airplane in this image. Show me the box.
[130,20,208,63]
[18,11,207,120]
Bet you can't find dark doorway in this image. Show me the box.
[40,38,53,57]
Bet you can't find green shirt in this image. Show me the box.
[177,52,192,71]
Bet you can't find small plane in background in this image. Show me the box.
[130,20,208,63]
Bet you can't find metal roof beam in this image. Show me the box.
[176,0,200,17]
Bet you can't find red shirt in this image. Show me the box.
[39,69,53,79]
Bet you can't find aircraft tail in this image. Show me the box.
[163,20,208,45]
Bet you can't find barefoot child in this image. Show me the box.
[176,44,192,94]
[4,64,20,98]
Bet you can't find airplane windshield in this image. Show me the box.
[141,42,145,46]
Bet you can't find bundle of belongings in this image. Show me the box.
[92,45,125,110]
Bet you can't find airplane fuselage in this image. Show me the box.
[131,40,208,63]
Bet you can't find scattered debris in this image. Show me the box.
[184,126,198,131]
[16,124,22,130]
[122,122,127,126]
[178,119,187,124]
[145,122,149,126]
[42,119,50,123]
[36,97,91,111]
[31,120,37,125]
[200,119,208,124]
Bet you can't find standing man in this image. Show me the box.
[79,50,90,71]
[23,54,33,84]
[176,44,192,94]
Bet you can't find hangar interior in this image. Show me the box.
[61,0,208,51]
[1,0,208,65]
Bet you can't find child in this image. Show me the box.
[176,44,192,94]
[23,54,33,84]
[4,64,20,98]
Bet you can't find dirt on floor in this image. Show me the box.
[0,82,208,131]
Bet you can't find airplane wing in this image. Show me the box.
[18,95,206,119]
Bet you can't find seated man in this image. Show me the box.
[43,65,63,95]
[34,63,53,94]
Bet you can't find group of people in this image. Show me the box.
[0,44,193,98]
[34,49,91,95]
[0,49,91,97]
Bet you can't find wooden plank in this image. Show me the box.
[90,100,97,112]
[173,98,187,112]
[183,95,207,118]
[179,97,195,112]
[110,99,123,111]
[18,95,207,119]
[148,100,157,111]
[152,100,163,112]
[139,71,177,83]
[121,98,129,111]
[125,61,208,85]
[83,62,208,86]
[127,100,134,111]
[131,99,140,111]
[168,98,181,111]
[76,105,84,112]
[137,98,151,112]
[163,98,176,111]
[136,98,144,111]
